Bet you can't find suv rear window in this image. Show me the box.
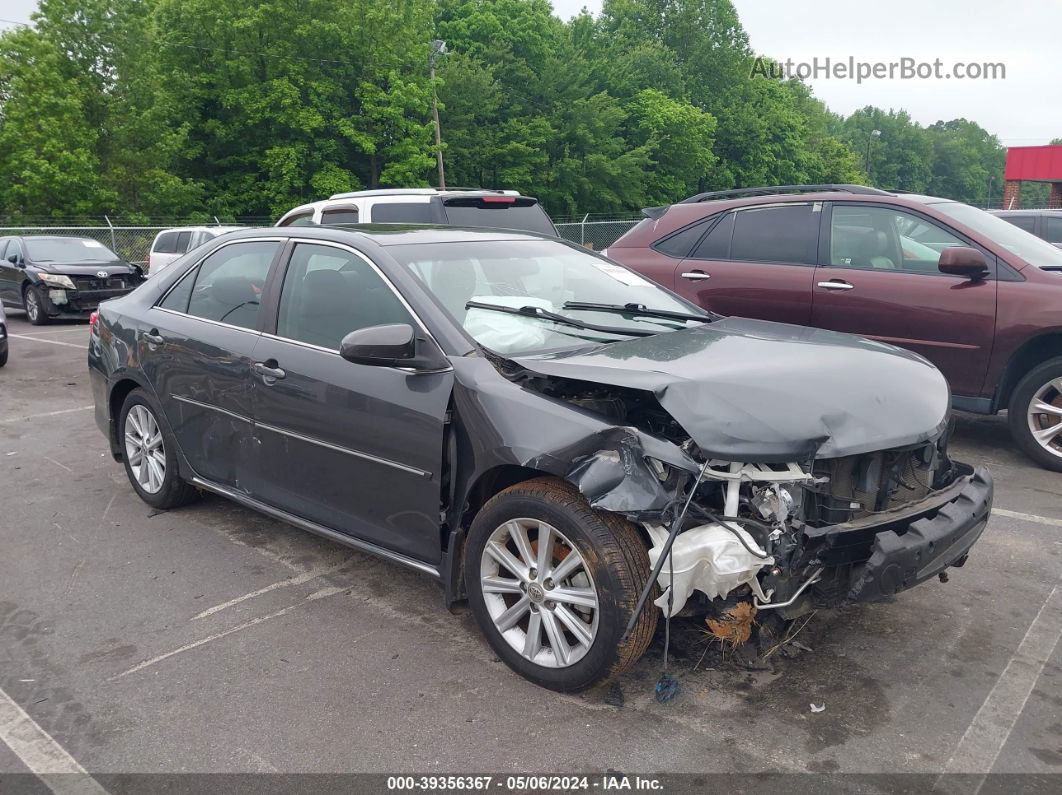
[370,203,434,223]
[321,206,359,225]
[441,197,555,235]
[654,220,710,257]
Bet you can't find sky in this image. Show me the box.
[1,0,1057,146]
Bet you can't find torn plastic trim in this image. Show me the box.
[645,522,773,617]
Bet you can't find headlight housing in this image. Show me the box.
[38,273,76,290]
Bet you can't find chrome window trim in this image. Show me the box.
[255,420,432,478]
[154,306,263,337]
[272,238,447,357]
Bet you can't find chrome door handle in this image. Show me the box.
[143,330,164,346]
[680,271,711,281]
[253,362,286,381]
[816,281,854,290]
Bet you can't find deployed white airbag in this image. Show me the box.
[647,523,772,617]
[463,296,554,353]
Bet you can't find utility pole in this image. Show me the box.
[864,129,881,182]
[430,39,447,190]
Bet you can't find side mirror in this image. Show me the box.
[939,247,989,280]
[339,324,448,370]
[7,254,20,266]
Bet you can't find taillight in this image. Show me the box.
[89,311,99,333]
[478,196,516,204]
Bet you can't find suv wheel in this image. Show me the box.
[119,389,199,509]
[1009,357,1062,471]
[465,477,656,691]
[23,285,49,325]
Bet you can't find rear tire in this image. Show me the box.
[23,285,49,325]
[119,389,199,509]
[0,343,7,368]
[465,477,656,692]
[1008,356,1062,472]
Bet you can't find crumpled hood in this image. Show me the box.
[512,317,950,461]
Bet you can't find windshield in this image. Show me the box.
[389,239,707,354]
[25,237,120,263]
[930,202,1062,269]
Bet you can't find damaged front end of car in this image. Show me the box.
[459,319,993,629]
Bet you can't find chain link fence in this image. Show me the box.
[553,217,642,250]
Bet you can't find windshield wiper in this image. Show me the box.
[465,300,656,337]
[561,301,712,323]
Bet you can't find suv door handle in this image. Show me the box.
[817,280,854,291]
[680,270,711,281]
[253,361,286,382]
[143,329,164,346]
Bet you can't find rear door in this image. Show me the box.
[670,203,821,325]
[143,238,283,488]
[248,240,452,564]
[0,240,13,303]
[810,203,997,396]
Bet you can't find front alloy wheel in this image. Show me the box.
[480,518,599,669]
[1009,357,1062,471]
[465,477,656,691]
[24,286,48,325]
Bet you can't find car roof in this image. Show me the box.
[327,187,522,200]
[990,209,1062,215]
[155,225,244,234]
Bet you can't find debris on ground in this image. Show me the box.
[705,601,757,647]
[655,672,680,703]
[810,703,825,713]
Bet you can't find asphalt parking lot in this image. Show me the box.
[1,312,1061,786]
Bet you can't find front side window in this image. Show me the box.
[830,206,968,274]
[729,204,817,265]
[182,241,279,329]
[390,239,706,355]
[929,201,1062,269]
[276,243,413,350]
[1046,216,1062,244]
[1003,215,1036,233]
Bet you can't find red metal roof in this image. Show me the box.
[1005,145,1062,181]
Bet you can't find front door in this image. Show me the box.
[670,203,821,326]
[249,241,452,565]
[142,239,282,489]
[810,203,997,397]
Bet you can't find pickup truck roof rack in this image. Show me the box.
[679,184,891,203]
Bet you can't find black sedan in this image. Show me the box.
[88,225,992,691]
[0,236,144,325]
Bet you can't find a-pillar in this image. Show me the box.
[1002,180,1022,209]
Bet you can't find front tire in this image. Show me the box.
[23,285,49,325]
[1009,356,1062,471]
[119,389,199,509]
[465,477,656,692]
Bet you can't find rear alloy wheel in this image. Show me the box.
[465,477,656,691]
[23,285,49,326]
[1009,357,1062,471]
[119,389,199,509]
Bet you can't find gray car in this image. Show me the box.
[0,301,7,367]
[88,225,992,691]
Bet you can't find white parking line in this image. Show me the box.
[111,586,347,680]
[0,685,107,794]
[0,406,94,425]
[191,563,346,620]
[993,507,1062,529]
[12,327,90,337]
[941,585,1062,785]
[7,333,88,350]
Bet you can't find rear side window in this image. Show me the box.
[276,243,413,350]
[370,202,434,223]
[321,206,359,225]
[441,197,555,234]
[691,212,735,260]
[654,219,710,258]
[278,212,315,227]
[1003,215,1036,233]
[182,241,280,329]
[154,231,179,254]
[1045,217,1062,244]
[175,231,192,253]
[730,204,818,265]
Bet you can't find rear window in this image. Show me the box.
[729,204,818,265]
[1002,215,1036,233]
[441,197,555,235]
[654,220,710,257]
[1047,216,1062,244]
[176,231,192,252]
[321,206,359,225]
[691,212,735,260]
[370,202,434,223]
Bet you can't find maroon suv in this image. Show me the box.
[605,184,1062,470]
